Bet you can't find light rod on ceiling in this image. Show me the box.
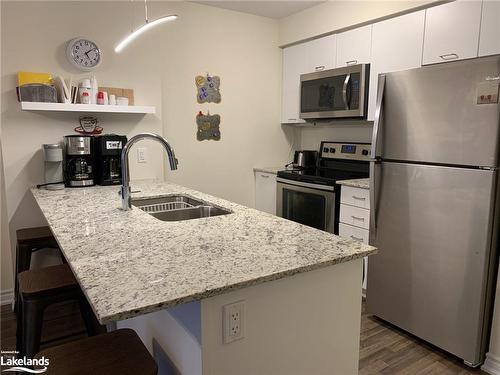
[115,0,177,53]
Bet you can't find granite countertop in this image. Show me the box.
[337,178,370,189]
[31,181,376,324]
[253,166,284,175]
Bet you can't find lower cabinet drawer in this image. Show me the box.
[339,223,369,244]
[339,204,370,230]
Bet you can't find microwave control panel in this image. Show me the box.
[320,142,371,161]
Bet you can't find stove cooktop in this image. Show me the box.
[277,168,367,186]
[277,141,371,187]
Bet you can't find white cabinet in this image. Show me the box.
[255,171,277,215]
[368,11,425,120]
[422,0,482,65]
[339,184,370,292]
[336,25,372,67]
[281,35,336,124]
[306,34,337,72]
[479,0,500,57]
[281,43,308,124]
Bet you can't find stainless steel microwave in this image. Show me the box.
[300,64,370,120]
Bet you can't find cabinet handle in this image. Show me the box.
[346,60,358,66]
[352,196,366,201]
[486,76,500,81]
[288,118,297,121]
[439,53,459,61]
[350,235,364,241]
[315,65,325,71]
[260,174,270,178]
[351,215,365,221]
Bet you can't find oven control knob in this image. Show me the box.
[329,147,336,153]
[362,149,369,156]
[323,147,329,153]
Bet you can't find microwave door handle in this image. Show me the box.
[342,74,351,110]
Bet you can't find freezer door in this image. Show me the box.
[378,55,500,167]
[367,162,498,365]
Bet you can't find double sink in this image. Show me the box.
[132,195,232,222]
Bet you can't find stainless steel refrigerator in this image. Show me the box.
[367,55,500,367]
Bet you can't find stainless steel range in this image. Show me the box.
[277,141,371,234]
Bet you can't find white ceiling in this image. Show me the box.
[193,1,325,19]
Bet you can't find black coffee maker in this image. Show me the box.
[94,134,127,185]
[64,135,95,187]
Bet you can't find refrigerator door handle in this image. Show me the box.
[369,160,379,233]
[371,74,386,158]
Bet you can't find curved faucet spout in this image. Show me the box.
[120,133,178,210]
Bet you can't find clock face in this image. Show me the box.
[66,38,102,71]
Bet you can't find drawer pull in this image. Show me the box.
[260,174,270,178]
[352,195,366,201]
[351,215,365,221]
[350,235,364,241]
[315,65,325,71]
[439,53,459,61]
[346,60,358,65]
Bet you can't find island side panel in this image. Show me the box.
[201,259,363,375]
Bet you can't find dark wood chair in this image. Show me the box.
[14,226,64,313]
[34,329,158,375]
[17,264,105,359]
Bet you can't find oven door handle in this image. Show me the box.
[276,178,334,192]
[342,74,351,110]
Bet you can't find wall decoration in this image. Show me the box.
[74,116,103,135]
[196,74,221,103]
[196,111,220,141]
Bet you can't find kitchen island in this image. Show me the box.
[31,181,376,375]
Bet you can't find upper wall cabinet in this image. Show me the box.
[282,43,309,124]
[422,0,482,65]
[479,1,500,57]
[281,35,336,124]
[336,25,372,68]
[368,11,425,120]
[306,34,337,72]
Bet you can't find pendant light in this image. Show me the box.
[115,0,177,53]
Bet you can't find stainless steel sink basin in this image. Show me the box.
[131,194,232,222]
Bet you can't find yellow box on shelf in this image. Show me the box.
[17,71,52,86]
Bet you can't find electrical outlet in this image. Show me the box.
[137,147,147,163]
[223,301,245,344]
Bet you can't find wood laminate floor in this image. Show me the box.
[0,301,489,374]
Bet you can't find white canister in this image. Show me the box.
[116,97,129,106]
[109,94,116,105]
[79,79,92,104]
[42,144,64,190]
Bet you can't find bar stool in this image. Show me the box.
[17,264,105,359]
[35,329,158,375]
[14,226,63,312]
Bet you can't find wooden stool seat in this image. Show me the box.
[17,226,57,244]
[35,329,158,375]
[18,264,78,297]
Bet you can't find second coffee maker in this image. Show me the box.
[94,134,127,185]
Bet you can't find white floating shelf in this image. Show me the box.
[21,102,156,114]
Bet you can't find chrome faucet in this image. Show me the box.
[120,133,178,210]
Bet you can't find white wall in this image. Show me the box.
[279,0,445,46]
[0,1,292,295]
[158,2,294,205]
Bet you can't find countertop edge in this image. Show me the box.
[99,247,377,323]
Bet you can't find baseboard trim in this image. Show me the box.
[482,352,500,375]
[0,289,14,306]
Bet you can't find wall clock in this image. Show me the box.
[66,37,102,71]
